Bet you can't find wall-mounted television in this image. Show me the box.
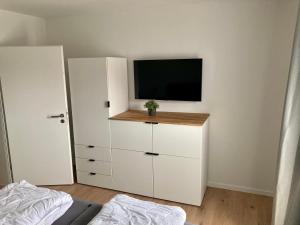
[134,58,202,101]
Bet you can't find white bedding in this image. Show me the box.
[0,180,73,225]
[88,194,186,225]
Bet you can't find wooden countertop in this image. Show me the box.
[110,110,209,126]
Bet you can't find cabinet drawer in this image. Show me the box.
[77,171,112,189]
[110,120,152,152]
[76,158,112,176]
[75,145,111,161]
[153,123,202,158]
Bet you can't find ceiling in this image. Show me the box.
[0,0,203,18]
[0,0,104,18]
[0,0,288,18]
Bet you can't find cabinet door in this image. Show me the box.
[106,58,128,117]
[112,149,153,197]
[153,155,202,206]
[69,58,110,147]
[110,120,152,152]
[153,123,202,158]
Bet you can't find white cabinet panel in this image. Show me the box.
[112,149,153,197]
[153,123,202,158]
[76,158,112,176]
[110,120,152,152]
[153,155,202,206]
[107,58,128,117]
[75,145,111,162]
[77,171,112,189]
[69,58,110,147]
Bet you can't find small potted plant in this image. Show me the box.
[144,100,159,116]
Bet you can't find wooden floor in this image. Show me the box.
[49,184,273,225]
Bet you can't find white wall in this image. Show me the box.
[46,0,298,195]
[0,9,46,185]
[0,9,46,46]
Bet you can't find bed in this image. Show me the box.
[0,181,194,225]
[53,198,194,225]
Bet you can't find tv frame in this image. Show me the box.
[133,58,203,102]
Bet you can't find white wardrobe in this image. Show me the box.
[68,57,128,188]
[69,57,209,206]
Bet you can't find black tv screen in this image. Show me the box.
[134,59,202,101]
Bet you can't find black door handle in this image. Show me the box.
[145,152,159,156]
[88,159,95,162]
[89,172,96,176]
[48,113,64,118]
[87,145,95,148]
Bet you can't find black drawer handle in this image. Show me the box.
[88,159,95,162]
[89,172,96,176]
[145,122,159,124]
[87,145,95,148]
[145,152,159,156]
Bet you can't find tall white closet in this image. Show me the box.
[68,57,128,187]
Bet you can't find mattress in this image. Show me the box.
[53,199,194,225]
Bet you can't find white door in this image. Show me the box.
[0,46,73,185]
[68,58,110,147]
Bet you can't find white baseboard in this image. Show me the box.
[207,181,274,197]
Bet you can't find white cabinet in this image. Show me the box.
[112,149,153,197]
[69,57,128,188]
[152,123,208,205]
[110,116,209,206]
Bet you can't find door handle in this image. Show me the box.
[144,122,159,124]
[87,145,95,148]
[145,152,159,156]
[47,113,64,118]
